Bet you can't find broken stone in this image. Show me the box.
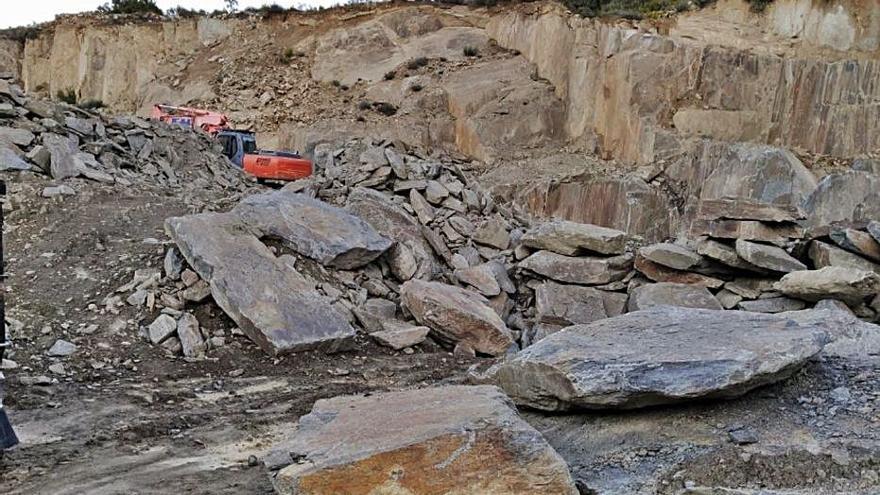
[235,190,391,269]
[164,247,184,281]
[424,179,449,204]
[177,312,206,359]
[353,298,398,333]
[473,217,510,250]
[148,314,178,344]
[370,323,430,350]
[408,188,435,224]
[639,243,702,270]
[482,307,826,410]
[803,171,880,228]
[715,288,743,309]
[269,386,578,494]
[829,227,880,262]
[43,133,80,180]
[535,281,627,326]
[695,237,764,272]
[808,240,880,273]
[181,280,211,302]
[627,282,722,311]
[775,267,880,304]
[0,127,35,147]
[735,239,806,273]
[520,251,632,285]
[47,339,77,357]
[41,185,76,198]
[696,198,802,223]
[737,297,806,313]
[521,220,626,256]
[693,219,804,243]
[166,212,356,356]
[634,255,724,288]
[401,279,513,356]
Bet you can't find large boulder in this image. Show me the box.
[808,240,880,273]
[735,239,806,273]
[401,279,514,356]
[627,282,722,311]
[234,190,391,269]
[269,385,579,495]
[535,281,627,327]
[638,243,702,270]
[519,250,632,285]
[165,212,356,356]
[775,267,880,304]
[521,219,627,256]
[803,171,880,228]
[482,307,826,410]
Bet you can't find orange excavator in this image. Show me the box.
[151,104,312,181]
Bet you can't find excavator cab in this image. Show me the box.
[216,130,312,181]
[216,130,256,168]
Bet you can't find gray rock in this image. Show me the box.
[775,267,880,304]
[737,297,806,313]
[695,237,762,272]
[43,133,80,180]
[166,212,356,356]
[369,322,430,350]
[868,221,880,245]
[41,185,76,198]
[627,282,722,311]
[715,288,743,309]
[0,127,35,147]
[269,386,578,494]
[353,298,398,333]
[473,217,510,250]
[401,279,514,356]
[482,307,826,410]
[804,171,880,228]
[425,179,449,204]
[235,190,391,269]
[639,243,702,270]
[177,312,206,358]
[735,239,806,273]
[65,116,95,135]
[164,247,184,281]
[148,314,178,345]
[829,227,880,262]
[408,188,435,224]
[47,339,77,357]
[0,144,31,171]
[521,220,627,256]
[519,250,632,285]
[808,240,880,273]
[535,281,627,326]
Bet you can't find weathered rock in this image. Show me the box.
[634,255,724,288]
[724,277,777,299]
[696,198,802,223]
[521,220,627,256]
[829,227,880,262]
[868,221,880,245]
[347,187,437,279]
[535,281,627,326]
[148,314,178,345]
[353,298,398,333]
[0,127,35,147]
[473,217,510,250]
[482,307,826,410]
[692,219,804,243]
[735,239,806,273]
[177,312,206,358]
[408,188,435,224]
[0,143,30,171]
[43,133,79,180]
[166,212,355,356]
[695,237,763,272]
[41,185,76,198]
[520,250,632,285]
[235,190,391,269]
[715,288,743,309]
[370,322,430,350]
[164,247,184,281]
[775,267,880,304]
[47,339,77,357]
[425,179,449,204]
[803,171,880,228]
[627,282,722,311]
[401,279,513,356]
[808,240,880,273]
[737,297,806,313]
[639,243,702,271]
[270,385,578,495]
[455,263,502,296]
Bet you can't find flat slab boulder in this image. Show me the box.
[627,282,722,311]
[535,281,627,326]
[235,190,391,269]
[735,239,806,273]
[401,279,513,356]
[519,250,632,285]
[269,385,578,495]
[482,307,826,410]
[166,212,356,356]
[775,267,880,304]
[521,220,627,256]
[639,243,702,270]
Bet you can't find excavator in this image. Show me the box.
[151,104,312,181]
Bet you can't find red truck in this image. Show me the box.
[151,104,312,181]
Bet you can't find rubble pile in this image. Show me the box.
[0,74,250,194]
[145,137,880,364]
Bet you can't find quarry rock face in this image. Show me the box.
[269,386,579,495]
[483,307,827,411]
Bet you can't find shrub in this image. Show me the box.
[280,48,295,64]
[56,88,78,105]
[358,100,372,111]
[410,83,423,92]
[746,0,773,12]
[384,70,396,81]
[373,102,397,116]
[463,46,479,57]
[98,0,162,15]
[406,57,428,70]
[331,80,341,87]
[167,6,206,17]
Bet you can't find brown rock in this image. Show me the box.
[776,267,880,304]
[692,219,804,243]
[627,282,722,311]
[829,227,880,262]
[696,198,802,223]
[535,281,627,326]
[401,279,514,356]
[808,240,880,273]
[634,255,724,288]
[521,220,627,256]
[639,243,702,270]
[473,217,510,250]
